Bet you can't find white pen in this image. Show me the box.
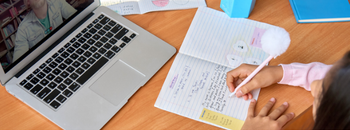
[229,27,291,97]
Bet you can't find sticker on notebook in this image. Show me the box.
[226,54,242,67]
[250,27,266,49]
[152,0,169,7]
[233,40,248,52]
[199,108,244,130]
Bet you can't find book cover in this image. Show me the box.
[289,0,350,23]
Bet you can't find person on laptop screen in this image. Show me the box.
[13,0,77,61]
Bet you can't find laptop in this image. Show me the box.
[0,0,176,129]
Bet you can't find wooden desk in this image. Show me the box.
[1,0,350,129]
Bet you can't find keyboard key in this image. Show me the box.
[61,52,70,58]
[81,44,90,50]
[69,82,80,92]
[52,68,61,75]
[110,24,122,33]
[111,46,121,53]
[33,69,40,74]
[62,89,73,97]
[100,37,108,43]
[76,33,82,38]
[24,83,34,90]
[98,14,104,19]
[50,101,61,109]
[105,51,115,59]
[37,88,51,99]
[108,20,116,27]
[57,84,67,91]
[56,95,67,103]
[72,61,81,68]
[78,37,87,43]
[122,36,131,43]
[108,38,118,45]
[89,46,98,53]
[39,63,46,69]
[89,28,97,34]
[70,53,79,60]
[43,67,52,73]
[70,38,76,43]
[114,28,129,40]
[76,57,108,85]
[20,80,27,86]
[94,23,103,29]
[76,68,85,74]
[64,43,71,48]
[87,58,96,64]
[66,66,76,73]
[44,89,60,103]
[37,72,46,79]
[60,71,69,78]
[52,53,59,58]
[93,53,102,59]
[103,43,112,49]
[130,33,136,38]
[30,84,43,95]
[58,48,65,53]
[70,73,79,80]
[84,33,92,39]
[97,29,106,35]
[93,19,99,24]
[64,58,73,65]
[94,41,103,48]
[46,74,56,80]
[120,43,126,48]
[92,34,101,40]
[72,42,81,48]
[54,76,64,84]
[105,32,113,38]
[76,48,84,55]
[98,48,107,54]
[83,51,92,58]
[100,17,110,25]
[58,63,68,70]
[40,79,49,86]
[78,56,87,63]
[49,62,58,68]
[87,39,96,45]
[26,74,34,80]
[48,82,57,89]
[87,23,93,28]
[81,28,88,33]
[64,78,73,86]
[103,25,111,31]
[30,77,40,84]
[55,57,64,63]
[66,47,75,53]
[81,63,90,69]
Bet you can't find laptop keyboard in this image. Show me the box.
[18,14,137,110]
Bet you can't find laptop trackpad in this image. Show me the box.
[89,60,145,106]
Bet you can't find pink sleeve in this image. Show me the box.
[278,62,333,91]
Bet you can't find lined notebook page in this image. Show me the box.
[155,7,279,129]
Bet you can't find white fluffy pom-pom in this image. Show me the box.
[261,27,291,57]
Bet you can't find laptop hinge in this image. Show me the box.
[15,12,95,78]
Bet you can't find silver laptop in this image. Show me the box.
[0,0,175,129]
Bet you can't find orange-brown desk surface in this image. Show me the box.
[1,0,350,129]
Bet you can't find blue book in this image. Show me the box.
[289,0,350,23]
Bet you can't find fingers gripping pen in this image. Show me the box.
[229,27,291,97]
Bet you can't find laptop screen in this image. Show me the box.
[0,0,94,73]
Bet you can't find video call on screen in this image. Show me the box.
[0,0,93,72]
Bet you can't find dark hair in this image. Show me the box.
[314,51,350,129]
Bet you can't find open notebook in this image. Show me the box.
[155,7,281,130]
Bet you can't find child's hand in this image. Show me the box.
[226,64,283,100]
[242,98,294,130]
